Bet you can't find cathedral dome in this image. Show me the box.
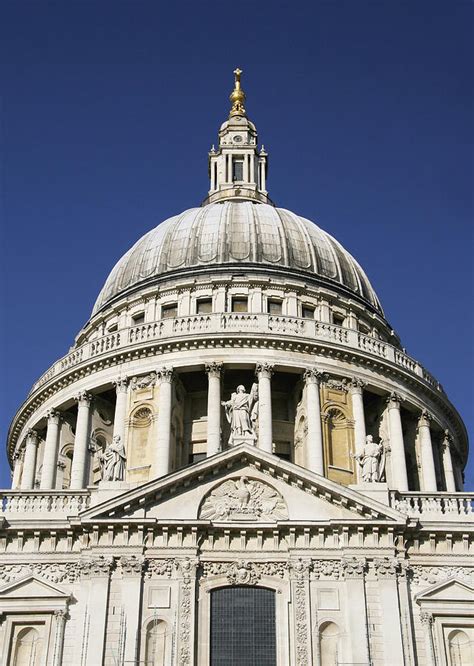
[92,201,382,315]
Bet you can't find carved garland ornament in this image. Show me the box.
[199,476,288,521]
[176,558,198,666]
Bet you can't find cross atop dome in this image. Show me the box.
[203,69,271,206]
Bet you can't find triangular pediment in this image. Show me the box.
[415,577,474,604]
[80,445,405,525]
[0,574,70,601]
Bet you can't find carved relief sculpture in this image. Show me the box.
[221,384,258,446]
[199,476,288,521]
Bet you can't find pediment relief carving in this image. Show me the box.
[199,476,288,522]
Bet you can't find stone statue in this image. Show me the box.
[354,435,385,482]
[221,384,258,446]
[99,435,126,481]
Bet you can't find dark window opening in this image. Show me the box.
[162,303,178,319]
[197,298,213,314]
[211,586,276,666]
[302,305,315,319]
[267,300,282,315]
[232,159,244,182]
[333,313,345,327]
[232,297,248,313]
[132,313,145,325]
[189,452,206,465]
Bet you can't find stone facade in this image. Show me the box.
[1,71,472,665]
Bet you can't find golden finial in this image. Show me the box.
[229,67,246,117]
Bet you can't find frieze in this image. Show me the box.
[130,372,157,389]
[201,559,289,584]
[199,476,288,522]
[78,556,114,578]
[0,562,81,584]
[372,558,401,579]
[119,555,146,577]
[145,558,175,579]
[409,565,473,586]
[312,560,342,580]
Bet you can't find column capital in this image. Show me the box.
[205,361,223,378]
[53,609,69,621]
[256,362,274,379]
[441,430,454,451]
[373,557,400,579]
[418,409,433,427]
[46,409,62,424]
[75,391,93,406]
[157,366,174,384]
[342,557,367,578]
[349,377,366,394]
[419,611,433,627]
[26,429,39,445]
[113,377,129,393]
[386,391,402,409]
[303,367,323,385]
[119,555,146,577]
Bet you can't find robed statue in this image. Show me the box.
[221,384,259,446]
[99,435,126,481]
[354,435,385,483]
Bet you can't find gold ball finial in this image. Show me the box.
[229,67,246,117]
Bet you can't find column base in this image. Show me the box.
[349,482,389,505]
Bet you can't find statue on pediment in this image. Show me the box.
[99,435,126,481]
[222,383,258,446]
[354,435,385,482]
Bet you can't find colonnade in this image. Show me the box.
[16,365,459,494]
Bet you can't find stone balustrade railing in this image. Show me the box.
[30,313,444,395]
[389,491,474,520]
[1,490,91,516]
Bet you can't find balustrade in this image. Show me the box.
[390,491,474,520]
[1,490,91,515]
[29,313,445,399]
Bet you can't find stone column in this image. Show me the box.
[70,392,93,490]
[349,378,367,457]
[80,557,112,666]
[419,612,436,666]
[112,378,129,444]
[52,609,68,666]
[304,369,324,475]
[342,558,370,666]
[386,393,408,491]
[374,559,405,666]
[441,431,456,492]
[40,410,61,489]
[21,429,39,490]
[256,363,274,453]
[418,410,437,491]
[11,449,24,489]
[120,556,145,665]
[154,367,174,478]
[206,362,223,457]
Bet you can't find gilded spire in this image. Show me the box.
[229,67,246,117]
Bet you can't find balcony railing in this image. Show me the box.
[389,491,474,520]
[1,490,91,516]
[30,313,444,395]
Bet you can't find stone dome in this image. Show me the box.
[93,201,382,315]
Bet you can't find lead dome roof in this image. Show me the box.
[92,201,383,316]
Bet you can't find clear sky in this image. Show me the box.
[1,1,472,489]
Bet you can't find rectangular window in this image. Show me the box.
[267,299,282,315]
[333,313,345,327]
[132,313,145,325]
[232,159,244,182]
[162,303,178,319]
[107,323,118,332]
[232,297,248,313]
[197,298,213,314]
[189,452,206,465]
[302,305,315,319]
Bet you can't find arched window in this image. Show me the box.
[448,629,473,666]
[145,619,167,666]
[319,621,340,666]
[60,445,74,489]
[12,626,43,666]
[210,586,276,666]
[323,407,355,485]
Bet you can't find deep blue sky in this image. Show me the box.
[1,1,472,489]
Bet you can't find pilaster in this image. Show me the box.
[342,557,370,665]
[256,363,274,453]
[175,557,198,666]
